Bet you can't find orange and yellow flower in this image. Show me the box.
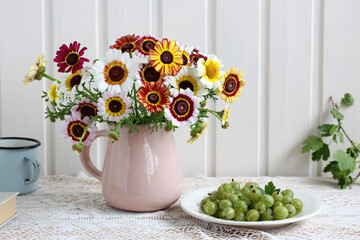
[110,34,140,53]
[149,39,183,76]
[137,82,170,113]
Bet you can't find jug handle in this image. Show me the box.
[79,129,109,181]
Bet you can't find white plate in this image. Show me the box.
[180,187,322,229]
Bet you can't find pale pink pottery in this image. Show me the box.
[79,125,183,212]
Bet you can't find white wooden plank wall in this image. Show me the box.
[0,0,359,177]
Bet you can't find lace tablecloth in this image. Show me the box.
[1,174,359,240]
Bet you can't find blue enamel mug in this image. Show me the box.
[0,137,41,194]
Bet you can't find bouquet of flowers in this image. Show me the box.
[24,34,246,153]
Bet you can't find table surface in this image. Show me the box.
[1,173,359,240]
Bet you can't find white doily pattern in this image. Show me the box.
[1,174,359,240]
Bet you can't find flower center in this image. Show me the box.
[66,53,79,66]
[161,51,173,64]
[121,43,134,53]
[143,40,155,52]
[109,99,123,113]
[70,75,82,88]
[147,93,160,104]
[80,105,96,118]
[224,77,237,93]
[144,67,161,82]
[182,54,188,66]
[179,80,194,92]
[174,100,189,116]
[206,63,219,79]
[72,124,84,138]
[109,66,125,82]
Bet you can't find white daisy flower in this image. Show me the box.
[165,66,207,98]
[60,112,97,146]
[97,90,132,122]
[196,54,224,89]
[164,88,200,127]
[93,49,146,93]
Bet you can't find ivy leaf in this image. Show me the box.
[341,93,354,106]
[264,181,280,195]
[323,161,353,189]
[312,144,330,161]
[333,150,356,172]
[301,135,324,153]
[331,109,344,120]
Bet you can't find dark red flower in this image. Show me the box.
[54,41,89,73]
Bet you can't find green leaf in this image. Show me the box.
[312,144,330,161]
[346,146,359,159]
[301,135,324,153]
[323,161,353,189]
[333,150,356,172]
[318,124,338,134]
[264,181,280,195]
[332,134,338,144]
[341,93,354,106]
[337,130,344,143]
[331,108,344,120]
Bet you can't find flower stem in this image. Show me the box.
[78,118,94,143]
[43,73,61,84]
[200,108,223,122]
[133,82,140,120]
[82,84,97,98]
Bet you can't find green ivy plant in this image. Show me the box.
[301,93,360,189]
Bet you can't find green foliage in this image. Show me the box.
[323,161,353,189]
[203,88,218,102]
[301,136,324,153]
[311,144,330,161]
[331,108,344,120]
[333,150,356,172]
[301,93,359,189]
[264,181,280,195]
[341,93,354,106]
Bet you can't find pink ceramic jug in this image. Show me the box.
[79,125,183,212]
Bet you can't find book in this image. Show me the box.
[0,192,18,227]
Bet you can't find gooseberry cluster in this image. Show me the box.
[200,180,303,221]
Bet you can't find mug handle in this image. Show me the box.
[24,155,41,184]
[79,129,109,181]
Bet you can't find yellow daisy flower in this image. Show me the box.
[216,67,246,103]
[220,105,230,126]
[48,82,61,103]
[149,39,183,76]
